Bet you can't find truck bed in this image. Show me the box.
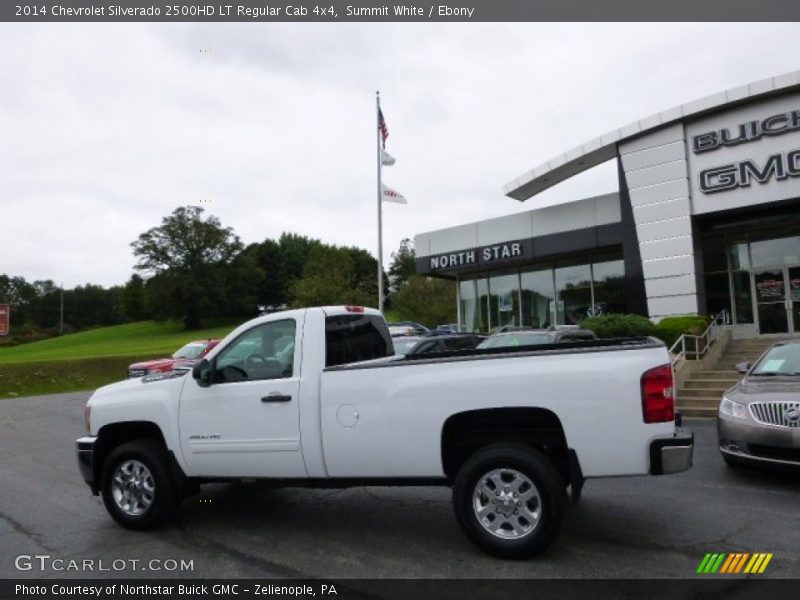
[325,336,664,372]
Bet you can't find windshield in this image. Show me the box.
[172,342,208,360]
[478,333,552,349]
[751,344,800,376]
[392,337,422,356]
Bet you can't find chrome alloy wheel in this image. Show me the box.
[473,468,541,539]
[111,459,155,516]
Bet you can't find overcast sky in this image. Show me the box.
[2,22,799,288]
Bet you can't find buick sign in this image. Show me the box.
[693,109,800,154]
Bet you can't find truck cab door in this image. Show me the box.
[178,315,308,478]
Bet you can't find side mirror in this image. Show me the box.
[735,361,750,375]
[193,358,214,387]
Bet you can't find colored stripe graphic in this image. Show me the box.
[733,553,750,573]
[710,553,726,573]
[719,554,736,573]
[699,553,772,574]
[697,554,713,574]
[758,554,773,573]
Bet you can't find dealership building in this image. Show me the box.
[414,71,800,338]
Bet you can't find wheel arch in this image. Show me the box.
[441,407,579,489]
[94,421,183,491]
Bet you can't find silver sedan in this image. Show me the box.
[718,340,800,469]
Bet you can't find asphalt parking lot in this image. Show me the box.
[1,392,798,580]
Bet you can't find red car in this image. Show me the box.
[127,339,220,378]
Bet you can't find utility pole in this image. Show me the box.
[59,284,64,335]
[376,91,384,313]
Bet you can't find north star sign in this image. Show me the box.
[429,241,526,271]
[693,107,800,194]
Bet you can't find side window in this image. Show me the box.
[326,314,393,367]
[215,319,296,383]
[413,340,439,355]
[449,337,475,350]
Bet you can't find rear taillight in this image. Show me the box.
[641,364,675,423]
[345,305,365,313]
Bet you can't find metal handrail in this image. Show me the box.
[669,311,728,368]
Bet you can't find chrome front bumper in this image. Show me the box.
[650,427,694,475]
[76,436,98,493]
[718,413,800,467]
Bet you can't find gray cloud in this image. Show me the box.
[1,23,799,287]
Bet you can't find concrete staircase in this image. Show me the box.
[676,337,792,418]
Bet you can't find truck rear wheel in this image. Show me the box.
[453,444,566,559]
[100,439,178,530]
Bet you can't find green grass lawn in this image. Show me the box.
[0,319,240,397]
[0,320,238,365]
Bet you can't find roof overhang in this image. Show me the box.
[504,70,800,202]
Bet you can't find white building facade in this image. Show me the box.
[415,71,800,338]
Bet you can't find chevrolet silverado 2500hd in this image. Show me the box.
[76,305,693,558]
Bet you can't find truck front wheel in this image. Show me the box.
[453,444,566,559]
[100,439,178,530]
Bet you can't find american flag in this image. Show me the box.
[378,108,389,148]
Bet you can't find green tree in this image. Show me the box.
[388,238,416,292]
[66,284,124,329]
[121,274,149,321]
[290,246,374,308]
[391,275,456,327]
[131,206,243,328]
[0,275,37,326]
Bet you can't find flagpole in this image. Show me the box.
[376,90,384,313]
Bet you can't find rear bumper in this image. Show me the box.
[650,427,694,475]
[76,436,98,494]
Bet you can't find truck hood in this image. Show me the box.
[89,370,187,408]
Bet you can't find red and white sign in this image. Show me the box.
[0,304,8,336]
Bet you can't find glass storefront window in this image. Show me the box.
[750,235,800,269]
[555,262,593,325]
[459,279,478,333]
[476,277,489,332]
[704,272,732,319]
[459,276,489,332]
[728,242,750,271]
[489,272,521,330]
[457,251,628,332]
[701,236,728,273]
[520,268,554,328]
[732,270,754,324]
[592,259,626,316]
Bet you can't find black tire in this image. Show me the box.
[101,439,179,530]
[453,444,566,559]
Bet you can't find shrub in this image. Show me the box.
[652,315,711,349]
[579,313,655,338]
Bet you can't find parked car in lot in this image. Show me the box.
[391,335,426,356]
[718,340,800,469]
[387,321,429,337]
[406,333,486,356]
[429,323,461,335]
[78,305,691,559]
[127,339,220,378]
[478,327,597,350]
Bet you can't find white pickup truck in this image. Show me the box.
[77,305,693,558]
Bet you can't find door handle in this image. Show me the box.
[261,393,292,403]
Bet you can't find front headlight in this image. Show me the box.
[720,396,747,419]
